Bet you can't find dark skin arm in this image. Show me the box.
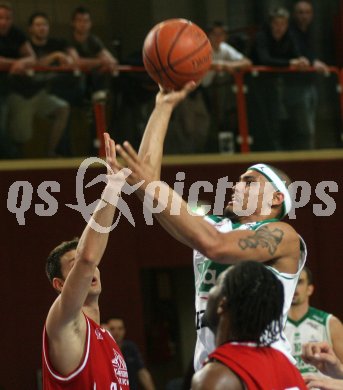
[191,362,244,390]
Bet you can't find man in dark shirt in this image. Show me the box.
[0,1,35,158]
[107,317,155,390]
[250,7,310,151]
[291,0,328,71]
[287,0,329,150]
[29,12,78,66]
[7,12,72,157]
[70,6,118,102]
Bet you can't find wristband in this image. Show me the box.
[101,173,125,206]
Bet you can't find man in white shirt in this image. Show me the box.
[201,21,251,152]
[202,21,251,87]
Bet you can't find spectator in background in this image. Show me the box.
[51,6,120,156]
[250,7,309,151]
[201,21,251,152]
[29,12,78,67]
[107,317,156,390]
[7,12,73,157]
[70,6,118,103]
[202,21,251,86]
[0,1,35,158]
[286,0,329,150]
[285,266,343,375]
[292,1,328,73]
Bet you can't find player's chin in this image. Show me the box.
[89,285,102,295]
[224,202,233,214]
[224,203,238,217]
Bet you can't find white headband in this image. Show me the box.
[248,163,292,219]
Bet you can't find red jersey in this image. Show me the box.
[42,314,130,390]
[208,343,307,390]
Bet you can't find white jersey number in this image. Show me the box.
[93,383,121,390]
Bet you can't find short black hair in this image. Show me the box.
[302,266,314,285]
[222,261,284,346]
[46,238,79,282]
[206,20,228,34]
[294,0,313,9]
[28,12,49,26]
[0,1,12,12]
[72,6,90,20]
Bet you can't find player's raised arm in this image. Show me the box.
[116,143,299,273]
[137,82,196,181]
[45,133,125,375]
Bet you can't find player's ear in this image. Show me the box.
[52,277,64,294]
[217,296,227,315]
[307,284,314,297]
[272,191,284,207]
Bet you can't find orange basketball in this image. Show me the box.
[142,18,212,90]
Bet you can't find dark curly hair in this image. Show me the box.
[222,261,284,346]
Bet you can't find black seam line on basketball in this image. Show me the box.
[167,21,190,67]
[155,25,179,89]
[169,39,211,73]
[143,49,164,84]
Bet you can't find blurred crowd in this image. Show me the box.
[0,3,118,158]
[0,0,341,159]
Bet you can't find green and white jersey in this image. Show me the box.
[285,307,332,375]
[193,215,307,371]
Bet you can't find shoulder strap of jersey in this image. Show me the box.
[205,215,226,224]
[232,218,279,230]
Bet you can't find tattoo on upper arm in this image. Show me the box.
[238,226,284,256]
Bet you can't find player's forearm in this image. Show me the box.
[138,103,173,180]
[76,200,116,266]
[144,183,219,253]
[138,369,155,390]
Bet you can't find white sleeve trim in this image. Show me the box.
[326,314,333,346]
[43,316,91,382]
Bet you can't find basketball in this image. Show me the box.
[142,18,212,90]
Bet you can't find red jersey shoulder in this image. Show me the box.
[209,343,306,390]
[42,315,130,389]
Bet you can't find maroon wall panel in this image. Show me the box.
[1,157,342,389]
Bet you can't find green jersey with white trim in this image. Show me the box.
[193,215,307,371]
[285,307,332,375]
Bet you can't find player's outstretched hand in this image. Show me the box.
[302,342,343,379]
[155,81,197,108]
[115,141,153,191]
[304,374,343,390]
[104,132,121,175]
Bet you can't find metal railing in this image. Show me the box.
[1,64,342,155]
[234,66,342,153]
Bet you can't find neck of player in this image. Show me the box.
[288,300,309,321]
[83,297,100,324]
[215,314,236,346]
